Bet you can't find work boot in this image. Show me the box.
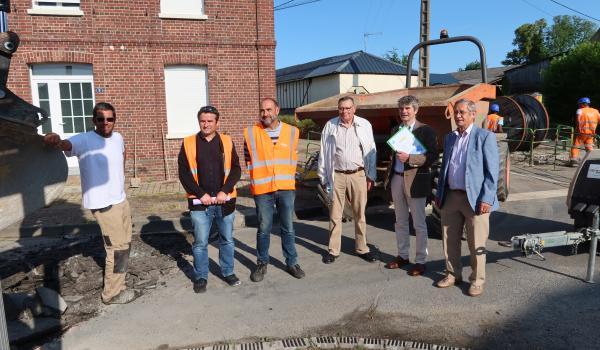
[250,262,268,282]
[286,264,306,279]
[102,289,140,305]
[193,278,208,293]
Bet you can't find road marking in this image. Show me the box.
[506,188,568,202]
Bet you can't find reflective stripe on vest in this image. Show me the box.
[182,133,238,199]
[578,107,600,134]
[244,122,299,195]
[485,114,501,131]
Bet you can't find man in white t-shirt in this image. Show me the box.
[43,102,139,305]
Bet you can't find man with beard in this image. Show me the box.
[43,102,139,304]
[243,98,305,282]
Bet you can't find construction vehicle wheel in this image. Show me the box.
[497,140,510,202]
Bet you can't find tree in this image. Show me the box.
[384,48,408,66]
[502,19,548,65]
[503,15,598,66]
[546,15,598,55]
[542,42,600,125]
[458,60,482,71]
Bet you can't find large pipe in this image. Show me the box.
[406,36,488,88]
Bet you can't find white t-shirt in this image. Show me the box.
[65,131,126,209]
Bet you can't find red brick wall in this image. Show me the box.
[7,0,276,180]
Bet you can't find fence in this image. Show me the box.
[503,125,600,168]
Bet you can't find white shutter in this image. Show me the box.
[160,0,204,15]
[164,65,208,138]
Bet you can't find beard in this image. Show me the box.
[260,115,275,127]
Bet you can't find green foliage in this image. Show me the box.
[541,42,600,125]
[279,115,319,138]
[383,48,409,66]
[502,15,598,65]
[502,19,549,65]
[458,60,482,71]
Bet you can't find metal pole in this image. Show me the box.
[585,213,599,283]
[418,0,430,87]
[0,281,9,349]
[529,129,534,166]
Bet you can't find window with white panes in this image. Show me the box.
[33,0,80,9]
[160,0,206,19]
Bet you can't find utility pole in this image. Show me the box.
[363,32,382,52]
[418,0,430,87]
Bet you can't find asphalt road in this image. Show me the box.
[50,165,600,350]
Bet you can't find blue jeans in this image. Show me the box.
[254,190,298,266]
[190,206,235,281]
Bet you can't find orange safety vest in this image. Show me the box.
[484,113,503,131]
[577,107,600,135]
[243,122,299,195]
[182,133,237,199]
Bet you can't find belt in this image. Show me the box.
[449,189,466,193]
[394,171,404,175]
[335,167,364,175]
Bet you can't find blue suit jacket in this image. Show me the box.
[436,125,499,213]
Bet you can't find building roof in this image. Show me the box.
[447,65,518,85]
[276,51,418,83]
[429,73,459,85]
[592,29,600,42]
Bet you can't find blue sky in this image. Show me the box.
[274,0,600,73]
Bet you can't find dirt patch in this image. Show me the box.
[1,232,195,348]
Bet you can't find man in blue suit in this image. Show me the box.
[435,98,499,297]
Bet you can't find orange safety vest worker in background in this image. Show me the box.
[483,113,504,133]
[182,133,238,199]
[570,99,600,162]
[243,122,299,195]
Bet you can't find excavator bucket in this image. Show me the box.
[0,31,67,231]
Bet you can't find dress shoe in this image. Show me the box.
[385,256,409,269]
[436,275,462,288]
[323,253,337,264]
[468,284,484,297]
[357,252,377,263]
[408,263,426,276]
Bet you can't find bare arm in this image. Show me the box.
[43,132,72,152]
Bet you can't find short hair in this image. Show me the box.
[398,95,419,111]
[93,102,116,119]
[261,97,279,108]
[454,98,477,114]
[197,105,220,121]
[338,96,355,106]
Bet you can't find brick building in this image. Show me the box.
[7,0,275,179]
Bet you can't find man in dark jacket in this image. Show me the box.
[384,95,437,276]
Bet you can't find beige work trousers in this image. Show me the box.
[328,170,370,256]
[441,190,489,286]
[91,199,133,302]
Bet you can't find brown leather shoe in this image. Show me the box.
[436,276,462,288]
[384,256,409,269]
[408,263,426,276]
[468,284,484,297]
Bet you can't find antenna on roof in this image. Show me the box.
[363,32,382,52]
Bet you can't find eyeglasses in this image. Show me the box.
[95,117,115,122]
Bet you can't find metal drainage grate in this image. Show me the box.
[282,338,307,348]
[314,336,335,344]
[238,342,263,350]
[386,339,407,347]
[364,338,383,345]
[213,344,230,350]
[338,336,358,344]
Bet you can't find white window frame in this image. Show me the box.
[27,0,84,16]
[164,65,209,139]
[159,0,207,20]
